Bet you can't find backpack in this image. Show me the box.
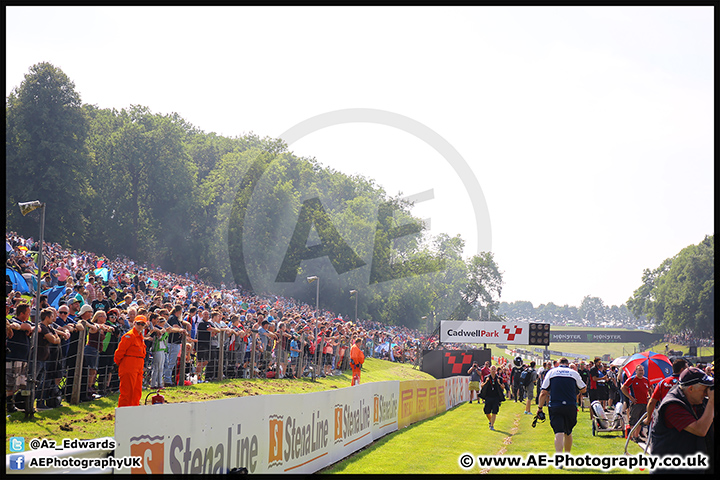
[522,368,534,387]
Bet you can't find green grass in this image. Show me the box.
[5,357,433,454]
[321,399,647,474]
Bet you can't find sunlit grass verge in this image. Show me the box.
[321,398,647,474]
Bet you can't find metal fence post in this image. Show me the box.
[71,327,86,405]
[217,331,225,381]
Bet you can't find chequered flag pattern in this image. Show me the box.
[445,352,473,374]
[502,325,523,341]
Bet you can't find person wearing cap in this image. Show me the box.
[114,315,148,407]
[649,367,714,475]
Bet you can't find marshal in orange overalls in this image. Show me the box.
[114,320,147,407]
[350,340,365,386]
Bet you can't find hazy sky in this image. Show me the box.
[6,6,713,308]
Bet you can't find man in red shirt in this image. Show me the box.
[621,364,650,442]
[645,358,687,424]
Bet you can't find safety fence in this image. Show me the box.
[12,323,372,413]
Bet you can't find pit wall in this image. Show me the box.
[114,376,469,474]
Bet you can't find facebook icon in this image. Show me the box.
[10,454,25,470]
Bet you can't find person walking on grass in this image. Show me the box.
[537,357,587,456]
[480,365,504,430]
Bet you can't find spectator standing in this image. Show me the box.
[468,361,483,404]
[164,305,185,386]
[621,365,651,442]
[511,358,524,402]
[83,310,106,395]
[36,308,62,410]
[578,361,590,407]
[114,315,148,407]
[523,361,538,415]
[350,338,365,386]
[148,312,168,389]
[6,303,33,413]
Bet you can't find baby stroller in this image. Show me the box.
[590,400,627,437]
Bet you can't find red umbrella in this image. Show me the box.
[621,351,673,386]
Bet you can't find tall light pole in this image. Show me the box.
[18,200,46,417]
[307,276,319,313]
[349,290,358,322]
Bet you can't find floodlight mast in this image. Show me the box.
[18,201,45,418]
[307,276,319,313]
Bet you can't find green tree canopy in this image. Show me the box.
[628,235,714,337]
[6,62,90,246]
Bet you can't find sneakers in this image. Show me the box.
[524,411,533,415]
[489,425,495,431]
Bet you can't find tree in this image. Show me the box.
[449,252,503,320]
[579,295,606,325]
[84,106,198,269]
[627,235,714,337]
[6,62,90,246]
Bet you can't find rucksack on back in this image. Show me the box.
[522,369,534,386]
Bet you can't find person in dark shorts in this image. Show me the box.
[480,365,504,430]
[537,357,587,454]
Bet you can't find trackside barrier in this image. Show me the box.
[114,376,469,474]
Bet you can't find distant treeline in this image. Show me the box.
[498,296,644,327]
[6,62,504,329]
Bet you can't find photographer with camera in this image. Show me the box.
[537,357,587,455]
[468,361,482,404]
[649,367,714,475]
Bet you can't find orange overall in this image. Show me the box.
[114,328,147,407]
[350,343,365,386]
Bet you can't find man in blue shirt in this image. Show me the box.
[537,357,587,455]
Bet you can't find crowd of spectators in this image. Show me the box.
[663,333,713,349]
[6,231,466,413]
